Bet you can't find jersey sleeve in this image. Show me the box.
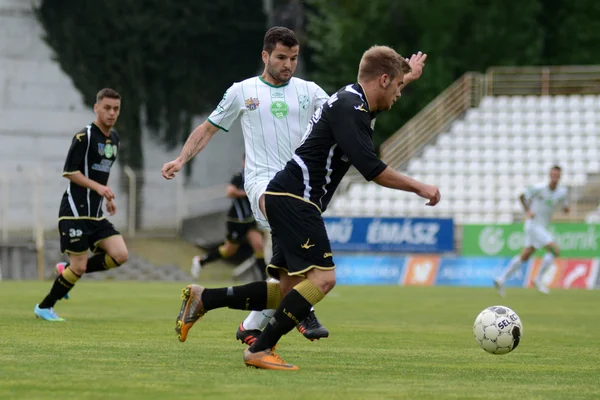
[62,132,88,176]
[309,82,329,112]
[207,83,244,132]
[328,101,387,181]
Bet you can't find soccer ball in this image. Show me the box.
[473,305,523,355]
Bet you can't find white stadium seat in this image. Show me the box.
[326,94,599,223]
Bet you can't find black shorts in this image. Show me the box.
[265,193,335,279]
[58,218,120,255]
[226,221,258,244]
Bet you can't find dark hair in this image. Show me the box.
[96,88,121,103]
[551,165,562,172]
[263,26,298,54]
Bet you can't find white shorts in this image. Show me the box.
[524,220,553,249]
[245,180,270,230]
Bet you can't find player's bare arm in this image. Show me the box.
[65,171,115,201]
[161,120,220,180]
[226,185,247,199]
[373,166,440,206]
[519,193,534,218]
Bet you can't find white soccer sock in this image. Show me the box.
[536,253,555,281]
[498,256,523,282]
[242,310,275,330]
[242,277,280,331]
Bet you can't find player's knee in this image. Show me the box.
[320,275,336,294]
[69,261,87,275]
[552,247,560,258]
[309,271,336,294]
[110,249,128,265]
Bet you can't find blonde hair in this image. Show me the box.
[357,46,411,82]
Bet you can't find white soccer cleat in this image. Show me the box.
[533,278,550,294]
[493,278,506,298]
[191,256,202,279]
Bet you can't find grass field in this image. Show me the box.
[1,282,599,400]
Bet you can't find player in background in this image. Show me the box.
[34,88,129,321]
[191,157,268,281]
[162,27,330,343]
[494,165,569,296]
[172,45,439,370]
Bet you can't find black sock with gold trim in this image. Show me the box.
[249,280,325,353]
[201,281,280,311]
[39,267,81,309]
[86,252,120,273]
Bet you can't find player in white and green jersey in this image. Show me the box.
[162,27,329,344]
[495,165,570,296]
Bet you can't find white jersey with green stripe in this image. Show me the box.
[523,182,569,228]
[207,76,329,227]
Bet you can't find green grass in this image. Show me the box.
[1,282,599,400]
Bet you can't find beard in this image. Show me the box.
[267,65,292,83]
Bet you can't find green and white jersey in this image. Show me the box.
[207,76,329,226]
[523,183,569,227]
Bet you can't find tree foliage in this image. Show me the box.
[36,0,266,170]
[306,0,599,148]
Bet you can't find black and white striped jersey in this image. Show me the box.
[266,83,387,213]
[59,123,120,220]
[227,170,254,223]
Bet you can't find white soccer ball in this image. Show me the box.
[473,305,523,355]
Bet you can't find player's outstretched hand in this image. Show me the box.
[96,185,115,201]
[106,199,117,216]
[405,51,427,82]
[162,158,183,180]
[416,183,440,206]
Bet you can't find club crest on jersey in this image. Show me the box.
[245,97,260,111]
[98,143,105,156]
[298,95,309,110]
[270,101,289,119]
[103,143,116,158]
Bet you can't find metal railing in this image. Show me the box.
[486,65,600,96]
[379,65,600,172]
[379,72,484,170]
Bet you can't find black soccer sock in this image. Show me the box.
[254,253,268,280]
[86,252,120,273]
[249,280,325,353]
[201,247,224,264]
[201,280,280,311]
[39,267,81,309]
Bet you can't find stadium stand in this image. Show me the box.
[327,67,600,224]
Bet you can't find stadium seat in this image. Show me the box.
[326,93,599,223]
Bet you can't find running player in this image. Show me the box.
[172,45,440,370]
[34,88,129,321]
[494,165,569,296]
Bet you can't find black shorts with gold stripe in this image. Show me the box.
[58,218,120,255]
[264,192,335,279]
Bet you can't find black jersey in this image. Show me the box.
[59,123,120,219]
[227,170,254,223]
[267,83,387,212]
